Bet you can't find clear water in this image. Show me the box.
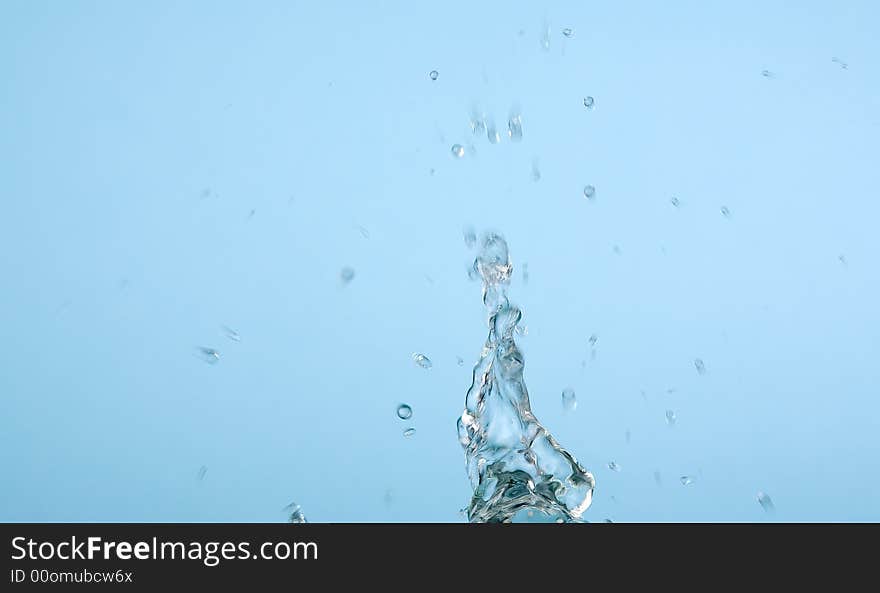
[459,233,595,522]
[1,2,879,522]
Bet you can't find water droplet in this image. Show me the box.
[284,502,308,523]
[221,325,241,342]
[485,119,501,144]
[720,206,731,218]
[196,465,207,481]
[540,25,551,51]
[403,427,416,437]
[583,96,595,110]
[530,159,540,182]
[508,113,523,142]
[680,476,695,486]
[429,70,439,81]
[757,491,775,512]
[451,144,465,158]
[396,404,413,420]
[583,185,596,200]
[608,461,621,472]
[340,266,355,284]
[562,28,573,38]
[463,226,477,249]
[412,353,433,369]
[562,388,577,412]
[196,347,220,365]
[670,196,680,207]
[456,356,464,366]
[665,409,676,426]
[654,471,662,486]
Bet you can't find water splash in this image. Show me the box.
[457,232,595,523]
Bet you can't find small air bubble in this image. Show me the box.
[562,388,577,412]
[761,69,775,78]
[665,409,676,426]
[412,353,433,369]
[429,70,439,81]
[340,266,355,284]
[694,358,706,375]
[670,196,680,207]
[562,28,573,38]
[396,404,413,420]
[456,356,464,366]
[403,427,416,437]
[680,476,695,486]
[451,144,465,158]
[720,206,731,218]
[583,185,596,200]
[583,96,595,110]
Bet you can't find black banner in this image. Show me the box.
[0,523,873,588]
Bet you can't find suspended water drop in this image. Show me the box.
[665,409,676,426]
[508,113,523,142]
[583,96,595,110]
[403,427,416,437]
[583,185,596,200]
[608,461,621,472]
[720,206,731,218]
[540,25,551,51]
[412,353,433,369]
[562,28,573,38]
[463,226,477,249]
[396,404,413,420]
[694,358,706,375]
[429,70,439,80]
[340,266,355,284]
[680,476,695,486]
[451,144,465,158]
[284,502,308,523]
[221,325,241,342]
[486,119,501,144]
[562,388,577,412]
[757,491,775,512]
[196,347,220,365]
[670,196,680,207]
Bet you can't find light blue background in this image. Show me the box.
[1,1,878,522]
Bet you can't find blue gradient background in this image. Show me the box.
[1,1,878,522]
